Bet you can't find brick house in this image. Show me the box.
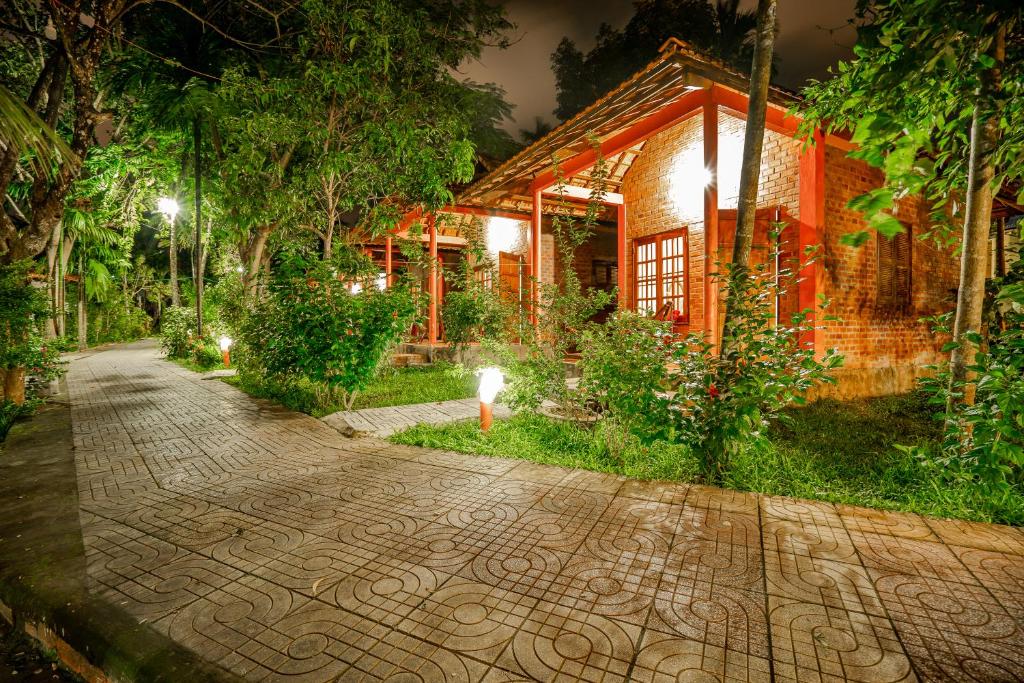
[381,38,1018,398]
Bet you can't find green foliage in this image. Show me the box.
[442,286,510,355]
[578,312,676,442]
[225,363,474,417]
[392,412,701,482]
[911,269,1024,496]
[799,1,1024,244]
[0,399,40,443]
[0,261,51,370]
[159,306,198,358]
[492,145,614,413]
[238,251,417,410]
[673,261,843,483]
[394,392,1023,525]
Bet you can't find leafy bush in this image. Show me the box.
[671,262,842,483]
[238,251,418,410]
[912,270,1024,496]
[442,283,511,359]
[159,306,197,358]
[85,296,151,345]
[0,261,48,369]
[190,341,223,370]
[579,312,675,442]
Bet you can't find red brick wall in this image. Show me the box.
[618,107,802,328]
[817,145,959,396]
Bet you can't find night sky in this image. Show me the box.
[458,0,858,137]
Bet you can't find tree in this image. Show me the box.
[210,0,513,293]
[0,0,135,264]
[551,0,761,121]
[799,1,1023,409]
[718,0,776,355]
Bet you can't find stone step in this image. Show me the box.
[391,352,428,367]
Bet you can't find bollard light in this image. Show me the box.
[477,367,504,433]
[219,336,233,368]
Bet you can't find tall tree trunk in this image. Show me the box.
[947,26,1004,409]
[57,234,74,337]
[77,254,87,351]
[242,225,273,297]
[4,367,25,405]
[718,0,776,356]
[194,117,204,338]
[994,217,1006,278]
[44,222,61,338]
[169,216,180,306]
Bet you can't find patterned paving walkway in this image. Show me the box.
[321,399,511,438]
[69,341,1024,682]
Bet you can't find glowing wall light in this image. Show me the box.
[486,217,521,255]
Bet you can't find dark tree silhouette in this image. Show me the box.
[551,0,762,121]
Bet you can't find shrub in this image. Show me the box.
[239,251,418,410]
[159,306,197,358]
[191,341,223,370]
[671,261,843,483]
[912,270,1024,495]
[578,312,675,442]
[442,283,511,360]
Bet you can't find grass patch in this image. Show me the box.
[167,356,226,373]
[391,393,1024,526]
[222,363,476,417]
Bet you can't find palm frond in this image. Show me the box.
[0,84,78,173]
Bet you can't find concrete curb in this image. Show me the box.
[0,379,243,683]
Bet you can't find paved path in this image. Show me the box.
[67,341,1024,682]
[322,399,511,438]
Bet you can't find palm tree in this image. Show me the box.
[712,0,759,71]
[0,84,77,174]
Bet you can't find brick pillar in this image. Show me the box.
[798,130,826,355]
[703,102,720,347]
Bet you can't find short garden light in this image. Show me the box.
[219,336,233,367]
[477,367,504,433]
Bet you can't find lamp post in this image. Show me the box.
[219,336,232,368]
[157,197,180,307]
[477,367,504,433]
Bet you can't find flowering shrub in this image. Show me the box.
[577,255,842,484]
[671,262,842,483]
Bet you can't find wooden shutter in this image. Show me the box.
[878,225,912,307]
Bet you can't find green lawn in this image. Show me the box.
[222,363,476,417]
[391,393,1024,526]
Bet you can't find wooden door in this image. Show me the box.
[716,207,799,324]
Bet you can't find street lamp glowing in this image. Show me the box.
[219,336,233,367]
[477,367,504,432]
[157,197,179,222]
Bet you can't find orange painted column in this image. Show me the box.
[798,130,826,355]
[617,203,627,309]
[702,102,720,348]
[384,236,393,287]
[531,189,542,327]
[427,214,438,343]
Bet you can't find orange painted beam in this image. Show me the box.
[529,88,709,193]
[702,102,720,349]
[711,87,855,152]
[617,203,627,309]
[441,205,531,221]
[530,189,542,327]
[384,236,393,287]
[798,130,826,354]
